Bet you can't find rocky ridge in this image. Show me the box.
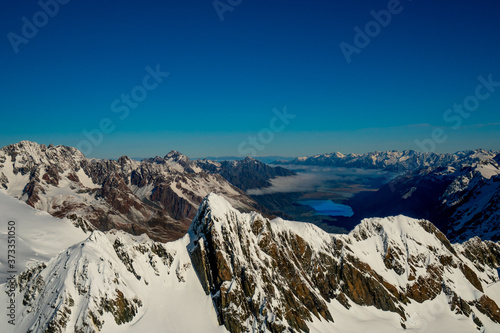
[0,141,269,242]
[187,194,500,332]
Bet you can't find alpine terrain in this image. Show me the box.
[331,150,500,242]
[2,191,500,332]
[0,141,289,242]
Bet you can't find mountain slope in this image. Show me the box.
[0,190,91,283]
[3,193,500,332]
[0,186,224,333]
[3,231,224,333]
[195,157,296,191]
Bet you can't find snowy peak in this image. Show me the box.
[276,149,500,173]
[191,192,237,226]
[189,194,336,332]
[117,155,133,166]
[0,189,91,283]
[188,194,500,332]
[473,158,500,180]
[346,216,461,288]
[241,156,258,163]
[351,215,454,253]
[15,231,143,332]
[0,140,86,172]
[162,150,198,173]
[9,227,217,333]
[0,141,261,242]
[164,150,189,161]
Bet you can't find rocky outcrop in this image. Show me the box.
[150,182,200,220]
[189,194,335,332]
[188,195,500,332]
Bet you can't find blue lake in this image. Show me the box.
[299,200,354,217]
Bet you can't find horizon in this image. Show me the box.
[1,139,497,161]
[1,1,500,158]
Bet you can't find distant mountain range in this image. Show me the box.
[194,156,296,164]
[274,149,500,172]
[334,149,500,242]
[195,157,295,191]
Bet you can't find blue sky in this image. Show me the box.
[1,0,499,158]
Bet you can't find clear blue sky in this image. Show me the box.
[1,0,499,158]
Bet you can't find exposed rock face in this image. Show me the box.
[0,141,265,242]
[189,194,335,332]
[188,194,500,332]
[461,237,500,272]
[475,295,500,324]
[195,157,296,191]
[149,181,200,220]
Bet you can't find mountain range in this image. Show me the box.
[2,191,500,332]
[274,149,499,172]
[326,150,500,243]
[0,141,291,242]
[1,141,500,332]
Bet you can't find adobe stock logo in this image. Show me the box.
[339,0,408,64]
[213,0,243,22]
[77,65,169,156]
[415,74,500,153]
[7,0,71,54]
[237,106,296,157]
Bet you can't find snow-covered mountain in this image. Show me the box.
[0,190,91,283]
[0,141,272,242]
[340,150,500,242]
[3,192,500,332]
[195,156,296,191]
[0,190,223,332]
[275,149,499,172]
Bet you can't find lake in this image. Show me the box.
[298,200,354,217]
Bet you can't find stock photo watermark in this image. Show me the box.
[213,0,243,22]
[7,0,71,54]
[237,106,295,157]
[5,220,17,326]
[77,64,169,156]
[415,74,500,153]
[339,0,410,64]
